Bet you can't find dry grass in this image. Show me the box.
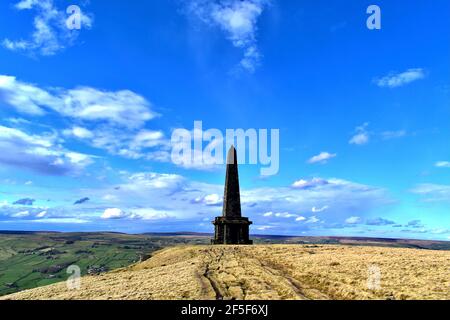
[2,245,449,300]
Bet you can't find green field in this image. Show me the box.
[0,232,209,296]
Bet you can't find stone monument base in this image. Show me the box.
[212,216,253,245]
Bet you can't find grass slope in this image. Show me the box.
[0,232,208,296]
[0,231,448,298]
[3,245,449,300]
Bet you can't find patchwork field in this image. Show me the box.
[3,245,449,300]
[0,232,209,296]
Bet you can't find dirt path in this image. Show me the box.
[196,247,329,300]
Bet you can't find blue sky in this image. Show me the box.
[0,0,449,240]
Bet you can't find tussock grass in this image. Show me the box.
[2,245,449,300]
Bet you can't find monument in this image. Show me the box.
[212,146,253,245]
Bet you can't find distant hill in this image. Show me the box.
[142,232,450,250]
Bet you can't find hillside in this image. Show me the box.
[3,245,449,300]
[0,232,209,296]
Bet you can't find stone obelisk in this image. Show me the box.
[212,146,252,245]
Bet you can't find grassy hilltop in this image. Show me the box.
[0,231,449,299]
[3,245,449,300]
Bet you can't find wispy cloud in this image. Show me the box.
[435,161,450,168]
[350,125,408,145]
[0,125,93,175]
[64,126,169,161]
[349,123,370,145]
[0,75,157,127]
[312,206,329,213]
[30,218,90,224]
[307,152,336,164]
[305,216,320,224]
[375,68,426,88]
[366,217,396,226]
[381,130,407,140]
[410,184,450,203]
[345,216,361,224]
[192,193,223,206]
[291,178,329,189]
[183,0,269,73]
[2,0,92,56]
[406,220,424,228]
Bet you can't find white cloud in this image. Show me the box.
[30,218,89,224]
[345,216,361,224]
[256,225,275,231]
[128,208,172,221]
[375,68,426,88]
[0,75,168,161]
[184,0,269,73]
[0,75,158,128]
[3,0,93,56]
[127,172,185,190]
[308,152,336,164]
[101,207,172,221]
[244,178,391,226]
[350,133,369,145]
[12,210,30,218]
[312,206,329,213]
[69,126,168,160]
[60,87,157,128]
[36,211,47,218]
[306,216,320,224]
[291,178,329,189]
[435,161,450,168]
[381,130,407,140]
[349,123,370,145]
[0,125,93,175]
[263,211,302,220]
[274,212,297,218]
[410,184,450,203]
[429,228,450,235]
[194,194,223,206]
[63,126,93,139]
[101,208,127,220]
[131,130,165,149]
[295,216,306,222]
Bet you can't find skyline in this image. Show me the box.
[0,0,449,240]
